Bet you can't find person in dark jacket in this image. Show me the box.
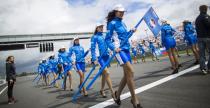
[195,5,210,75]
[6,56,16,104]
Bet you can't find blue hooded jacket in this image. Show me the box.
[131,47,137,54]
[91,32,109,61]
[69,44,86,63]
[149,42,155,52]
[183,22,197,41]
[58,51,72,65]
[105,17,132,51]
[48,58,58,71]
[41,61,50,74]
[161,24,176,46]
[138,44,145,54]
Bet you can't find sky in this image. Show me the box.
[0,0,210,39]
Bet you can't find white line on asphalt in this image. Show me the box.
[89,64,201,108]
[0,86,8,95]
[0,80,6,86]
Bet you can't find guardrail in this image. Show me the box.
[0,32,94,44]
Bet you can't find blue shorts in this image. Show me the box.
[98,55,110,67]
[75,62,86,72]
[115,50,132,65]
[43,70,49,76]
[151,49,156,55]
[140,49,145,56]
[63,64,71,73]
[132,51,137,57]
[41,71,45,75]
[186,35,197,46]
[164,37,176,50]
[51,68,58,74]
[140,52,145,57]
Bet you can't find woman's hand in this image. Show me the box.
[72,62,75,65]
[115,48,121,53]
[131,28,137,33]
[9,80,13,84]
[93,61,98,65]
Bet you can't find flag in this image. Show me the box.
[143,7,161,37]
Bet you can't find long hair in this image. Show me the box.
[58,48,65,53]
[106,10,116,24]
[73,39,80,46]
[6,56,14,62]
[49,56,54,59]
[94,27,98,35]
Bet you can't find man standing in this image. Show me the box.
[195,5,210,75]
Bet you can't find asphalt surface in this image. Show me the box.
[0,54,210,108]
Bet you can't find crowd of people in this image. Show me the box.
[5,4,210,108]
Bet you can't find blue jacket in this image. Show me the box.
[161,24,176,46]
[149,42,155,52]
[91,32,109,61]
[48,58,58,70]
[138,44,145,54]
[69,44,86,63]
[184,22,196,40]
[41,62,49,74]
[58,51,72,65]
[131,47,137,53]
[105,17,132,51]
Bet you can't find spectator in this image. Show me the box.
[6,56,16,104]
[195,5,210,75]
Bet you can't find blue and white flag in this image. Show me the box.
[143,7,161,37]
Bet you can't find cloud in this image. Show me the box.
[126,1,151,13]
[0,0,209,36]
[66,0,97,6]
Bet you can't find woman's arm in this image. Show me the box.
[6,63,11,81]
[105,22,115,51]
[90,36,97,62]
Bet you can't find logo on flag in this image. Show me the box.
[143,7,161,37]
[149,18,156,28]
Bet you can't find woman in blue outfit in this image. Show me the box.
[131,41,138,64]
[37,61,43,75]
[161,20,180,74]
[183,20,199,64]
[131,47,138,63]
[41,59,50,86]
[36,61,45,85]
[149,41,159,61]
[58,46,73,91]
[138,43,146,63]
[48,54,59,88]
[105,4,142,108]
[69,38,88,96]
[90,23,116,99]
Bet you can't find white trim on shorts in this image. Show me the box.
[115,53,124,65]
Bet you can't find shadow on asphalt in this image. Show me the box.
[42,58,199,108]
[47,94,102,108]
[181,70,207,77]
[0,101,8,105]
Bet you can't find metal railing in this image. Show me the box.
[0,32,94,44]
